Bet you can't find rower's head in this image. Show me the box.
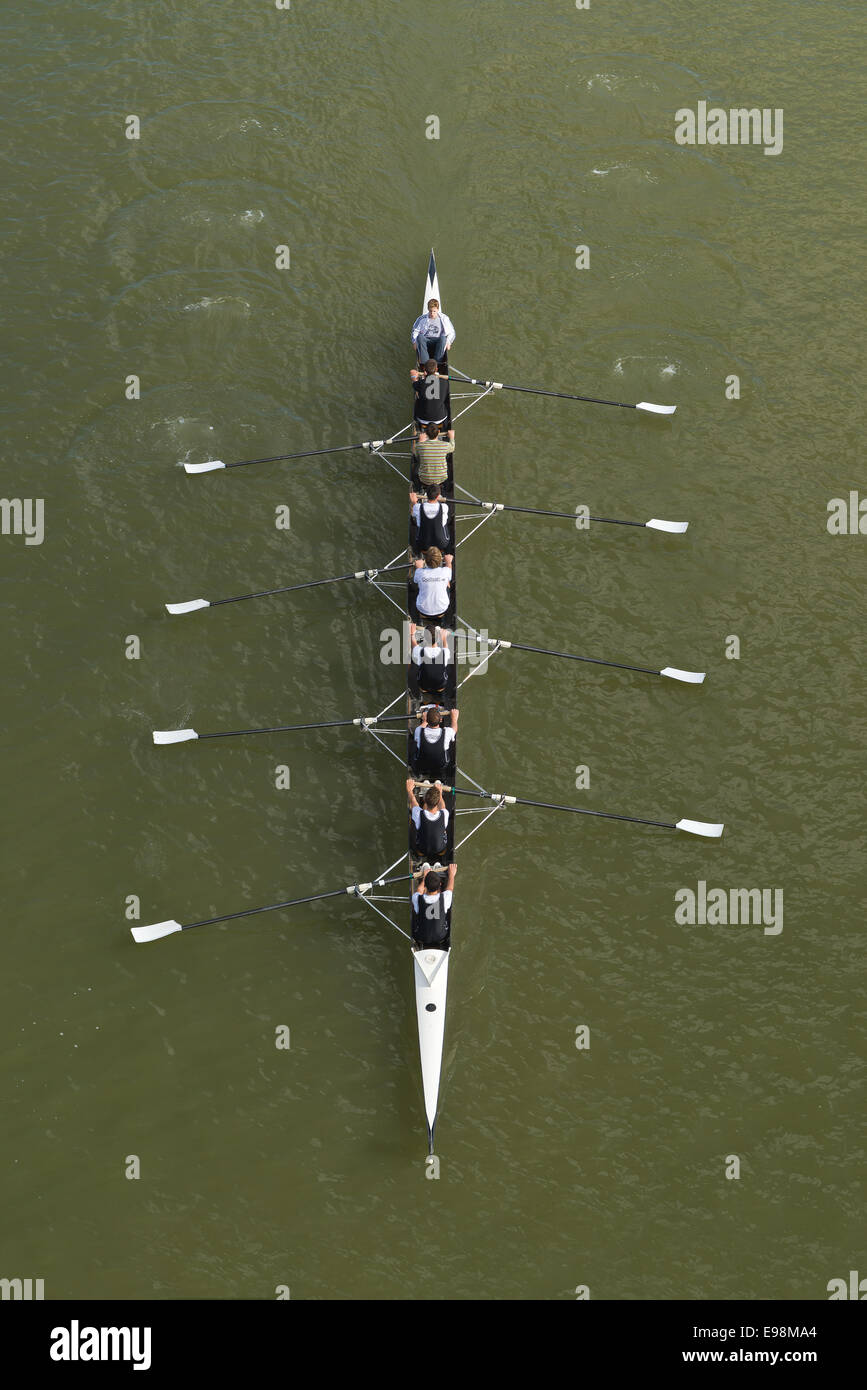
[426,708,442,728]
[424,359,438,375]
[423,787,440,811]
[425,421,440,440]
[424,546,443,568]
[427,299,440,318]
[423,870,442,893]
[425,483,441,502]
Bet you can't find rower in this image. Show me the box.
[412,420,455,491]
[409,620,454,699]
[410,484,451,554]
[412,547,453,623]
[411,863,458,950]
[411,359,452,438]
[411,297,455,365]
[412,706,459,779]
[407,777,450,862]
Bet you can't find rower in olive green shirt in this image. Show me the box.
[414,421,455,488]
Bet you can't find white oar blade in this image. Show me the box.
[184,460,225,474]
[636,401,677,415]
[646,518,689,533]
[131,920,183,943]
[165,599,210,615]
[153,729,199,744]
[676,819,725,838]
[660,667,706,684]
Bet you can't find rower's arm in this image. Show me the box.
[406,776,419,810]
[449,708,459,732]
[445,863,457,892]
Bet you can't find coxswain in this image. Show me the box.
[410,484,451,553]
[406,777,450,862]
[412,547,453,621]
[411,359,452,437]
[411,863,457,950]
[412,706,459,778]
[410,297,455,365]
[413,420,455,489]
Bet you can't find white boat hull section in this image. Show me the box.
[413,945,449,1149]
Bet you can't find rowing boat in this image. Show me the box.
[409,250,453,1153]
[138,253,723,1158]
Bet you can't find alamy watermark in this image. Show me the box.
[1,498,44,545]
[50,1322,151,1370]
[675,881,783,936]
[380,625,493,669]
[675,101,783,157]
[1,1277,44,1300]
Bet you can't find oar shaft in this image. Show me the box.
[500,384,635,408]
[428,783,676,831]
[448,369,674,414]
[452,376,636,409]
[457,500,644,527]
[227,443,363,470]
[210,559,408,608]
[184,872,415,930]
[505,641,658,677]
[507,796,675,829]
[198,715,413,739]
[210,574,353,606]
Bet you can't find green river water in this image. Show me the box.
[1,0,863,1300]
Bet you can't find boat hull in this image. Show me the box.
[409,250,454,1152]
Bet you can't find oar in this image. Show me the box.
[153,714,415,745]
[486,638,705,684]
[456,499,687,533]
[448,368,676,415]
[185,441,366,475]
[414,782,723,837]
[165,559,409,616]
[183,431,415,474]
[131,873,415,943]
